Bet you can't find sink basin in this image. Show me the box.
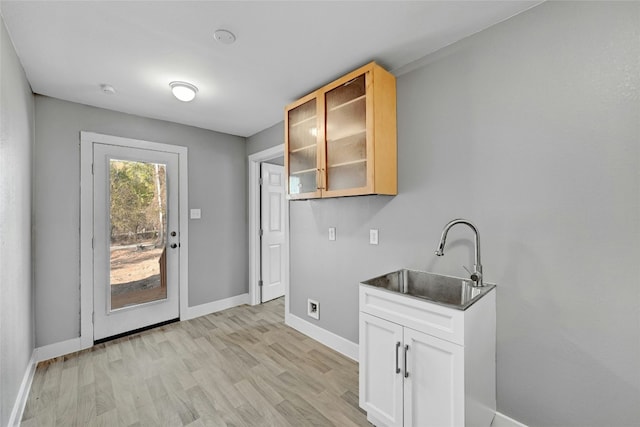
[361,269,495,310]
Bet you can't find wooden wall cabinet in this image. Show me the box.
[285,62,397,199]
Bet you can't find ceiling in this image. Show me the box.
[1,1,542,138]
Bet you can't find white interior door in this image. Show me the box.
[93,142,180,340]
[260,162,286,303]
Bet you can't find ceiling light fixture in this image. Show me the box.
[213,29,236,45]
[169,81,198,102]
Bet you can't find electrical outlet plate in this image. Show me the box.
[307,299,319,320]
[370,229,379,245]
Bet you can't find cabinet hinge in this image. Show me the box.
[258,280,263,287]
[259,177,263,186]
[259,229,264,237]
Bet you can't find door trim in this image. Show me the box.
[248,144,289,309]
[80,131,189,349]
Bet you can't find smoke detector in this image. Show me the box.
[100,84,116,95]
[213,29,236,45]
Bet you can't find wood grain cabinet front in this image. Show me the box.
[285,62,397,199]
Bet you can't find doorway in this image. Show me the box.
[248,145,290,309]
[93,143,179,340]
[260,161,286,302]
[80,132,189,346]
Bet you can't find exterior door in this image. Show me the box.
[260,162,286,302]
[93,143,180,340]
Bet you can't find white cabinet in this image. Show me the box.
[359,312,404,426]
[403,327,464,427]
[359,284,496,427]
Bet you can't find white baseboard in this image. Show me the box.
[492,412,529,427]
[181,293,250,321]
[35,337,82,363]
[8,350,37,426]
[285,313,359,361]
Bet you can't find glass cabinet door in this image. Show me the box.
[324,73,367,192]
[287,98,319,196]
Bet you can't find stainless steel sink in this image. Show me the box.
[361,269,495,310]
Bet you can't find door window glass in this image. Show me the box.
[109,159,167,310]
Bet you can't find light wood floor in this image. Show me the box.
[21,298,370,427]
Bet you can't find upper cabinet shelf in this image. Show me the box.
[285,62,397,199]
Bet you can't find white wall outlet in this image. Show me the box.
[190,208,201,219]
[370,229,379,245]
[328,227,336,241]
[307,299,320,320]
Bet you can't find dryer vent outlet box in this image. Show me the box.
[307,299,319,320]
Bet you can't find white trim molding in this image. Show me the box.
[8,350,37,426]
[181,293,250,321]
[285,313,359,361]
[79,131,188,347]
[35,337,82,363]
[247,144,289,308]
[491,412,529,427]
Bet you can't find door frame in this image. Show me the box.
[80,131,189,349]
[248,144,289,310]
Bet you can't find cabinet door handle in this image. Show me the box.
[404,344,409,378]
[316,169,325,190]
[395,341,401,374]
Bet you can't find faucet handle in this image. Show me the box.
[462,265,482,283]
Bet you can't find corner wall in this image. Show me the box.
[251,2,640,425]
[0,15,35,427]
[33,97,247,347]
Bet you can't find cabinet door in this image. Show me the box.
[403,328,464,427]
[359,313,404,427]
[286,95,322,199]
[323,72,369,196]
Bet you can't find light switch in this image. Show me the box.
[370,229,379,245]
[328,227,336,241]
[190,209,201,219]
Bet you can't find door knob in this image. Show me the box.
[170,243,178,249]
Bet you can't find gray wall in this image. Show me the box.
[246,121,284,156]
[257,2,640,426]
[0,16,35,427]
[34,96,247,347]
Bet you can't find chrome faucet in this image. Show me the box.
[435,218,484,287]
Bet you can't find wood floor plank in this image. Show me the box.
[55,364,79,427]
[234,379,291,426]
[22,297,369,426]
[76,383,97,426]
[133,402,160,427]
[184,385,228,427]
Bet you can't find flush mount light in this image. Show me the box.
[213,29,236,45]
[169,81,198,102]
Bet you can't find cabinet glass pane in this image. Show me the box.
[288,98,318,195]
[325,74,367,191]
